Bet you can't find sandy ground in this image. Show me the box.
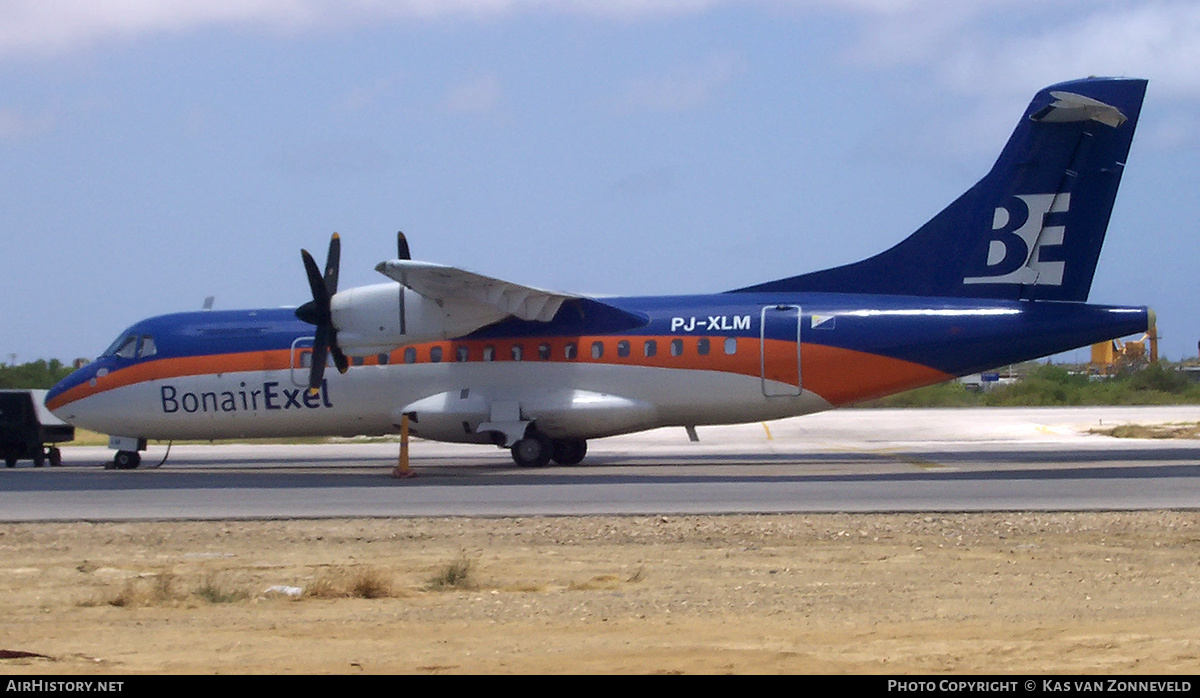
[1,512,1198,674]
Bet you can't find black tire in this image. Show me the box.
[4,455,15,468]
[113,451,141,470]
[32,447,44,468]
[48,447,62,467]
[551,438,588,466]
[511,433,553,468]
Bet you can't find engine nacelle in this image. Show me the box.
[330,282,506,353]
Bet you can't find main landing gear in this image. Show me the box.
[112,450,141,470]
[510,432,588,468]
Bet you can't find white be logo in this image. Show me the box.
[963,193,1068,287]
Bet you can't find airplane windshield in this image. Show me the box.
[101,333,157,360]
[102,335,138,359]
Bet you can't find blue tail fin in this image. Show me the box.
[734,77,1147,302]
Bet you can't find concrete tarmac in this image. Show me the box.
[3,406,1200,520]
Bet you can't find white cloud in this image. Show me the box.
[0,0,727,57]
[7,1,1200,111]
[1139,109,1200,150]
[0,106,51,140]
[442,74,504,114]
[829,1,1200,154]
[842,1,1200,99]
[339,78,401,115]
[954,3,1200,98]
[613,52,745,114]
[0,1,291,56]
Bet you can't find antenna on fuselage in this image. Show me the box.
[202,296,215,311]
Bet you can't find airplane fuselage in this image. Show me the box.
[46,292,1149,445]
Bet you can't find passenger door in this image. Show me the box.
[760,305,801,396]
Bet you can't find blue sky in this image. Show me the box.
[3,0,1199,363]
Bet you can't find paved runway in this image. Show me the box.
[3,406,1200,520]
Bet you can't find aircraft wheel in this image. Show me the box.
[511,433,553,468]
[47,447,62,467]
[4,455,15,468]
[113,450,141,470]
[551,438,587,466]
[32,448,45,468]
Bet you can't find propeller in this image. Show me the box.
[295,233,350,394]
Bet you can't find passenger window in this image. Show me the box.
[670,339,683,357]
[724,337,737,355]
[378,352,390,365]
[298,350,334,367]
[697,337,710,355]
[352,355,365,367]
[483,345,495,362]
[456,345,470,362]
[430,346,443,363]
[404,347,417,364]
[617,340,630,358]
[591,341,604,359]
[564,343,577,360]
[538,343,551,360]
[511,344,523,361]
[137,335,157,359]
[643,340,657,357]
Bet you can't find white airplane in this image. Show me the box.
[47,77,1152,469]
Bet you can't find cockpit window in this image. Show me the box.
[105,335,139,359]
[102,334,157,360]
[138,335,157,359]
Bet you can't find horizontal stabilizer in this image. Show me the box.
[1032,91,1127,127]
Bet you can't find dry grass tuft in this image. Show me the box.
[305,566,395,599]
[79,571,256,607]
[194,574,250,604]
[349,567,393,599]
[426,554,477,591]
[1091,422,1200,439]
[567,574,624,591]
[90,572,183,608]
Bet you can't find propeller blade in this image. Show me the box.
[294,299,321,326]
[324,233,341,296]
[300,249,330,321]
[309,327,330,394]
[330,339,350,375]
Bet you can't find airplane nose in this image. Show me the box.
[44,363,97,425]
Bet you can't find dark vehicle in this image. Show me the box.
[1,390,75,467]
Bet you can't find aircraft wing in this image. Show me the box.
[375,259,577,323]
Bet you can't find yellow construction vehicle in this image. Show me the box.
[1090,324,1159,375]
